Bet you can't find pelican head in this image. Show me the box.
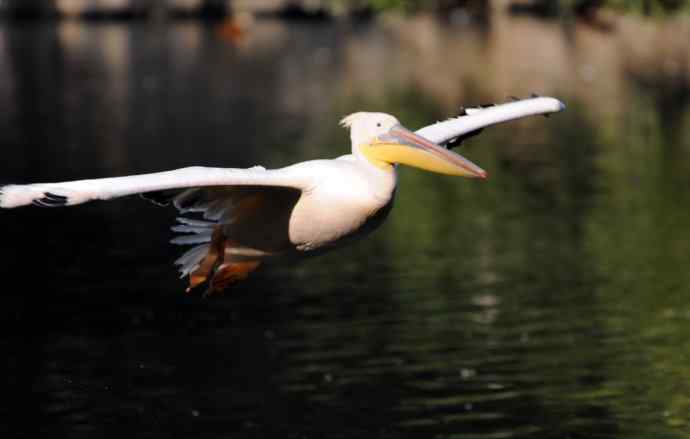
[341,112,486,178]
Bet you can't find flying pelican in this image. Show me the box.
[0,97,564,294]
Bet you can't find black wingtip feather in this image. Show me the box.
[446,127,484,149]
[45,192,68,201]
[33,192,69,207]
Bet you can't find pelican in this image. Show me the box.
[0,97,564,294]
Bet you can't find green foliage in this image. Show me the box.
[605,0,690,15]
[367,0,422,12]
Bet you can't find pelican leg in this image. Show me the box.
[186,225,263,295]
[207,235,262,294]
[207,260,261,295]
[186,226,224,293]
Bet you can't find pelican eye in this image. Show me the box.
[376,122,381,127]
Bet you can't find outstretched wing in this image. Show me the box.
[0,165,311,209]
[415,96,565,147]
[0,163,316,293]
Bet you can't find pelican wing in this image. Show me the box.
[0,164,313,293]
[168,184,302,291]
[0,165,310,209]
[415,96,565,146]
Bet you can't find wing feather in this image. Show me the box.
[175,244,210,278]
[416,96,565,146]
[170,185,301,280]
[170,234,214,245]
[0,165,309,209]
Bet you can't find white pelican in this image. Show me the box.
[0,97,564,294]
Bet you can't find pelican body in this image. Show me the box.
[0,97,565,294]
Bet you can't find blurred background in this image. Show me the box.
[1,0,690,438]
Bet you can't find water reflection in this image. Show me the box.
[0,14,689,438]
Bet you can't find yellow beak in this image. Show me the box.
[360,125,487,178]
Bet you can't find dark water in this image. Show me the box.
[1,16,690,438]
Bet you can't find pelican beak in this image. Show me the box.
[361,125,487,178]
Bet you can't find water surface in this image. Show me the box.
[0,16,689,438]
